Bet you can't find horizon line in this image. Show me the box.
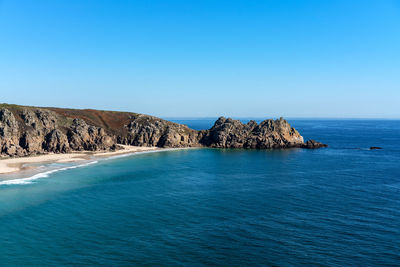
[164,116,400,120]
[2,103,399,120]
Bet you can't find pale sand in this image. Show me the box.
[0,145,161,174]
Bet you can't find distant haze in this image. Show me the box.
[1,0,399,118]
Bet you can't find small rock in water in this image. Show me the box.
[301,139,328,149]
[370,147,382,150]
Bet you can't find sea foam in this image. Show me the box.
[0,161,98,186]
[0,148,182,186]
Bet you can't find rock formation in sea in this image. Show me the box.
[199,117,305,149]
[0,104,327,157]
[301,139,328,149]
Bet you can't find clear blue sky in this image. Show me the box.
[0,0,399,118]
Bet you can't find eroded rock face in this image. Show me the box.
[0,108,19,138]
[117,115,200,148]
[45,129,70,153]
[0,108,117,157]
[19,108,59,154]
[68,119,115,151]
[199,117,305,149]
[0,108,24,156]
[19,133,43,153]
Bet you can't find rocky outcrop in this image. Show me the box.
[117,116,326,149]
[117,115,201,148]
[301,139,328,149]
[0,106,117,157]
[68,119,116,151]
[45,129,70,153]
[0,108,19,138]
[0,104,327,158]
[199,117,304,149]
[0,108,25,157]
[19,108,59,154]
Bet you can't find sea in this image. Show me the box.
[0,119,399,266]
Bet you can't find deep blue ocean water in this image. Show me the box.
[0,119,399,266]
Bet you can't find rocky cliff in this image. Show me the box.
[199,117,305,149]
[0,104,326,157]
[0,105,117,157]
[117,114,201,148]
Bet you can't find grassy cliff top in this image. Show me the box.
[0,103,186,134]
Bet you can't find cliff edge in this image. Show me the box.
[0,104,326,157]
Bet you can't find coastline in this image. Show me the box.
[0,145,162,175]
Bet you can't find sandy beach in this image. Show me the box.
[0,145,161,175]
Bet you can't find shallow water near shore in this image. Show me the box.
[0,119,399,266]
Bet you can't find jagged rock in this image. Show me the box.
[118,115,200,147]
[199,117,304,149]
[35,109,57,130]
[21,109,38,129]
[119,116,322,150]
[1,107,118,157]
[0,108,19,138]
[0,108,21,156]
[19,133,43,153]
[68,119,115,151]
[301,139,328,149]
[1,140,26,157]
[44,129,70,153]
[21,108,57,134]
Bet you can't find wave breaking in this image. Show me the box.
[0,161,98,186]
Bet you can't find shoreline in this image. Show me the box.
[0,145,163,175]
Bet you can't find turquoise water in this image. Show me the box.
[0,120,399,266]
